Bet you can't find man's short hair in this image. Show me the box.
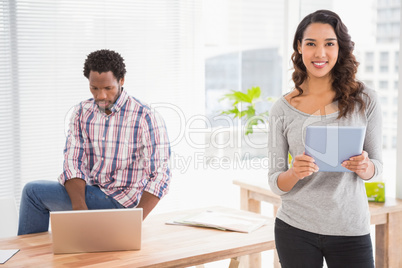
[83,49,126,81]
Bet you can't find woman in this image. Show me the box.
[268,10,382,267]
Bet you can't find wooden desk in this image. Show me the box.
[234,178,402,268]
[0,206,275,268]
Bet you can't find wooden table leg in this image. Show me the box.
[228,256,243,268]
[375,223,388,268]
[388,211,402,268]
[240,188,261,213]
[240,188,261,268]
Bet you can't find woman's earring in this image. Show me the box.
[298,50,302,54]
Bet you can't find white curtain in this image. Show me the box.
[0,0,204,205]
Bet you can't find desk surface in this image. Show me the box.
[233,178,402,215]
[0,207,275,268]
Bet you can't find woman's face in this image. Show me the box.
[297,23,339,81]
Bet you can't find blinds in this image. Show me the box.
[0,0,203,203]
[0,1,20,200]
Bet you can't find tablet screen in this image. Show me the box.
[304,126,366,172]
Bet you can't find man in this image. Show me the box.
[18,49,171,235]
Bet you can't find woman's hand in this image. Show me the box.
[291,153,319,180]
[277,153,318,192]
[341,150,375,180]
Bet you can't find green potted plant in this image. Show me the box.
[219,86,273,135]
[220,86,292,164]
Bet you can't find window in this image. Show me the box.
[380,51,389,64]
[378,9,388,20]
[380,95,388,105]
[365,52,374,63]
[379,80,389,89]
[366,65,374,72]
[383,136,388,149]
[364,80,374,88]
[202,0,401,205]
[0,1,203,208]
[379,52,389,72]
[204,0,286,161]
[380,65,389,72]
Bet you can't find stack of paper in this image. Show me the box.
[0,249,19,264]
[167,209,269,233]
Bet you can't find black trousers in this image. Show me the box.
[274,218,374,268]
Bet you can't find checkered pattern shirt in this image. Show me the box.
[58,90,171,208]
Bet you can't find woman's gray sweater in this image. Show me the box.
[268,87,383,236]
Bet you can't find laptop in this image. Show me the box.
[50,208,142,254]
[305,126,366,172]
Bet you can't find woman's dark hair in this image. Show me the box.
[83,49,126,81]
[291,9,366,118]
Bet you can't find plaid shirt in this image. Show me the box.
[58,90,171,208]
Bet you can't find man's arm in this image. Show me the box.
[64,178,88,210]
[59,104,90,192]
[136,191,159,219]
[138,111,170,219]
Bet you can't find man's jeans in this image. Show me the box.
[18,180,124,235]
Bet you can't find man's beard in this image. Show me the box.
[97,85,122,114]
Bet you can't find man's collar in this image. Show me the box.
[109,89,129,114]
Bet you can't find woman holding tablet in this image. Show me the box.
[268,10,382,267]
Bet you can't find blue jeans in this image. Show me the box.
[275,218,374,268]
[18,180,124,235]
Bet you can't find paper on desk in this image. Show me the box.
[0,249,19,264]
[167,210,270,233]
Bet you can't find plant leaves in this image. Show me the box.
[245,105,256,118]
[243,115,269,135]
[232,91,252,103]
[247,86,261,100]
[245,119,259,135]
[219,87,274,126]
[220,107,240,117]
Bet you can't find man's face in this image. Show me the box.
[89,71,124,115]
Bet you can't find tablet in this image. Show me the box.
[304,126,366,172]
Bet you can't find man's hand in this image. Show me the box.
[64,178,88,210]
[136,191,160,220]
